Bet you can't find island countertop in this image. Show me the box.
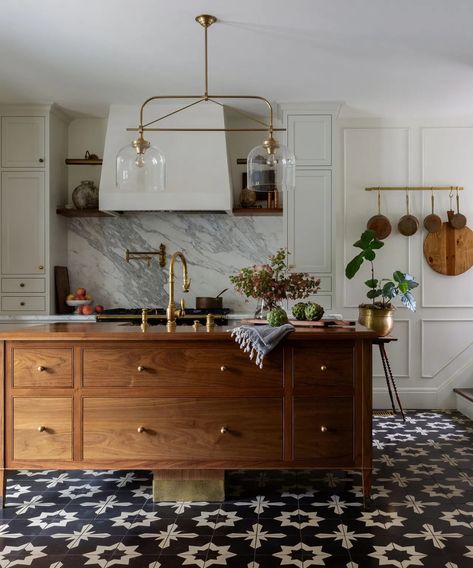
[0,322,377,341]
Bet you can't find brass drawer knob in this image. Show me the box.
[20,302,25,306]
[38,266,44,270]
[220,365,227,372]
[20,282,25,288]
[137,366,145,372]
[320,425,328,433]
[37,366,46,372]
[37,426,46,432]
[137,426,145,433]
[320,365,327,372]
[220,426,228,434]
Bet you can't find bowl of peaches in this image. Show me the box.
[66,288,104,315]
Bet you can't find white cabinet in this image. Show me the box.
[1,172,45,275]
[287,170,332,273]
[0,106,68,314]
[1,117,45,168]
[287,115,331,166]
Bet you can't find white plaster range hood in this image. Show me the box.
[99,103,233,212]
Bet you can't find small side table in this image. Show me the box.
[373,336,405,421]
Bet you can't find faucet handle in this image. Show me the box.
[178,298,186,317]
[183,278,191,293]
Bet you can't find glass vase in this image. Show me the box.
[254,298,279,319]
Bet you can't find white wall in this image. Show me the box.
[337,118,473,409]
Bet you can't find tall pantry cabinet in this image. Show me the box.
[0,106,68,314]
[280,104,339,311]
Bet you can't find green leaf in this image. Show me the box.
[398,282,409,294]
[365,279,378,288]
[393,270,405,283]
[345,254,364,279]
[364,249,375,261]
[370,240,384,250]
[367,289,382,299]
[382,281,397,299]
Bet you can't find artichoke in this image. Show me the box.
[304,302,324,321]
[292,302,307,320]
[267,307,289,327]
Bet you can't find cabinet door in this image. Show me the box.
[286,169,332,273]
[1,116,45,168]
[287,115,331,166]
[1,172,45,274]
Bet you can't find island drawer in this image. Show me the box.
[11,346,73,388]
[12,397,73,461]
[81,347,283,389]
[293,343,354,388]
[294,397,354,464]
[83,397,283,461]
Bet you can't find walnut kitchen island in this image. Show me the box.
[0,322,376,504]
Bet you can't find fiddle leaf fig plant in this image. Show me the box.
[345,230,419,311]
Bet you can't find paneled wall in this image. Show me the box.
[338,120,473,408]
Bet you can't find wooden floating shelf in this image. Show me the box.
[65,158,103,165]
[232,208,283,216]
[56,208,116,218]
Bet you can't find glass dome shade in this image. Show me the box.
[116,143,165,192]
[247,141,295,194]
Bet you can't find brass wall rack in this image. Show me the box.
[365,186,464,192]
[125,244,166,268]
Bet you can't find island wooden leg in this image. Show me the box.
[153,470,225,502]
[0,469,6,508]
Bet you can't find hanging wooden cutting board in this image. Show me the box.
[423,219,473,276]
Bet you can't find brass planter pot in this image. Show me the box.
[358,306,394,337]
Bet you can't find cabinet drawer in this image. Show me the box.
[2,278,45,293]
[294,343,354,388]
[12,347,73,388]
[13,397,72,461]
[1,296,45,312]
[83,397,283,461]
[82,347,282,389]
[294,397,354,464]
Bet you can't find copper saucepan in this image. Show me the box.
[450,188,467,229]
[423,191,442,233]
[195,288,227,310]
[366,189,391,240]
[398,191,419,236]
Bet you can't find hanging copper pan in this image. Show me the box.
[423,191,442,233]
[366,189,391,240]
[398,191,419,236]
[449,188,467,229]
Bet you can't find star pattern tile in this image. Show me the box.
[0,412,472,566]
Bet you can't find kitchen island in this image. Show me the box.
[0,322,376,503]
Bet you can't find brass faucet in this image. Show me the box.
[166,251,191,331]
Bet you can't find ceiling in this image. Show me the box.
[2,0,473,118]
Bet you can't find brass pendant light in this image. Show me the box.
[116,15,295,195]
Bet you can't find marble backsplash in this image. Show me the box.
[67,213,283,313]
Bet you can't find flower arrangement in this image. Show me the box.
[229,249,320,312]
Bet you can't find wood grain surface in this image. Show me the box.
[424,222,473,275]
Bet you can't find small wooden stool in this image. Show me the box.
[374,337,405,421]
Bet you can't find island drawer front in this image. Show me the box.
[82,347,283,388]
[293,343,354,388]
[12,397,73,461]
[11,347,73,388]
[294,397,354,464]
[83,397,283,460]
[1,278,45,293]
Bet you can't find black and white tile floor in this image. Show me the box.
[1,410,473,567]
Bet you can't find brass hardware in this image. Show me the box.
[38,158,44,163]
[365,186,463,192]
[166,251,191,331]
[37,366,46,372]
[38,266,44,270]
[37,426,46,432]
[220,426,228,434]
[206,313,215,332]
[20,302,25,306]
[20,282,25,288]
[220,365,227,372]
[192,320,201,331]
[125,244,166,268]
[137,365,145,372]
[140,308,149,333]
[320,425,328,433]
[195,14,217,28]
[320,365,327,372]
[137,426,145,433]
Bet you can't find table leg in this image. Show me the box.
[379,344,396,415]
[380,343,406,422]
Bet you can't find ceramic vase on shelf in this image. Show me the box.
[72,180,99,209]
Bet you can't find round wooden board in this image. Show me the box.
[423,222,473,276]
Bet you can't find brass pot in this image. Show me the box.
[358,306,394,337]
